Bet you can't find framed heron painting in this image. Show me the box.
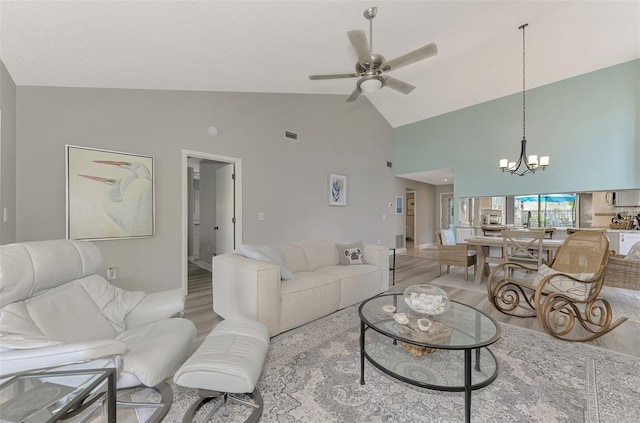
[328,173,347,206]
[66,145,155,240]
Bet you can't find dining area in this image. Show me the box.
[465,233,563,285]
[436,227,630,342]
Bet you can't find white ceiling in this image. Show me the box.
[1,1,639,185]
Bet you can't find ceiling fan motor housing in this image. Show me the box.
[356,54,386,75]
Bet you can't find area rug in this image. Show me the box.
[140,305,639,423]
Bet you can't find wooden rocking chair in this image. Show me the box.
[487,231,627,341]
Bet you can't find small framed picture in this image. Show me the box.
[329,173,347,206]
[395,196,404,214]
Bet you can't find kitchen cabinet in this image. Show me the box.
[456,227,474,243]
[619,232,640,255]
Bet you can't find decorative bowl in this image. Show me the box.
[403,285,450,315]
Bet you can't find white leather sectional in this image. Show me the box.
[212,240,389,336]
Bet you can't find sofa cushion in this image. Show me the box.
[624,241,640,261]
[336,240,366,265]
[238,244,295,280]
[272,243,308,273]
[25,283,117,343]
[280,272,340,333]
[296,241,339,271]
[316,264,381,308]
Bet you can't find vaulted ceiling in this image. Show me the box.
[2,1,638,130]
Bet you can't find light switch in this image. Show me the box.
[258,212,264,221]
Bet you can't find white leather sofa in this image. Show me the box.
[0,239,196,390]
[213,240,389,336]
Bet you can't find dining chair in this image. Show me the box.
[436,229,477,281]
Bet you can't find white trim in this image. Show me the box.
[181,150,242,294]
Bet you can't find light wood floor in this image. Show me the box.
[186,249,639,357]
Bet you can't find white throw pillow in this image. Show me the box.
[238,245,295,280]
[535,264,594,301]
[336,241,365,265]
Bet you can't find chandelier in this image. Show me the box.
[499,23,549,176]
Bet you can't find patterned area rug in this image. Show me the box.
[143,305,639,423]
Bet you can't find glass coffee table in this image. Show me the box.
[359,293,501,423]
[0,368,116,423]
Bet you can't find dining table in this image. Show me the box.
[465,235,564,285]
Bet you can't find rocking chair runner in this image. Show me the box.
[487,231,627,341]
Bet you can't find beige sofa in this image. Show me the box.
[212,240,389,336]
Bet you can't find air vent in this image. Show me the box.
[284,130,299,141]
[387,161,392,168]
[395,234,404,248]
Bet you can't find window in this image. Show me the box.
[514,194,576,228]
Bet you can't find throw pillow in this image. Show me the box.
[441,229,456,245]
[624,241,640,261]
[238,244,295,280]
[337,241,365,265]
[534,264,594,301]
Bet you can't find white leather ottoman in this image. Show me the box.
[173,319,269,423]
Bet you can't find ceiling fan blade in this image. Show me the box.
[384,76,415,95]
[347,30,371,67]
[309,73,359,80]
[346,88,361,103]
[381,42,438,72]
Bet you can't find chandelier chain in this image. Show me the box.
[522,23,526,140]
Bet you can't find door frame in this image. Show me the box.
[439,191,454,231]
[181,150,242,293]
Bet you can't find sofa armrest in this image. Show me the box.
[363,244,390,293]
[213,253,282,336]
[0,339,127,377]
[125,289,186,328]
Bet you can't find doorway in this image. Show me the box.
[405,191,417,249]
[440,192,454,230]
[182,150,242,293]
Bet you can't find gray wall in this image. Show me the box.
[15,87,399,292]
[0,61,17,244]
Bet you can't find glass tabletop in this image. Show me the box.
[0,368,113,423]
[359,293,501,349]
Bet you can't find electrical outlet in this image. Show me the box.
[258,212,264,221]
[107,267,117,280]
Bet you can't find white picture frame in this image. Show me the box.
[329,173,347,206]
[66,145,155,240]
[395,196,404,215]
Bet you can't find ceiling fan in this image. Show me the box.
[309,7,438,102]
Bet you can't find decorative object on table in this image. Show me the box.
[398,315,453,357]
[393,313,409,325]
[308,6,438,103]
[328,173,347,206]
[395,196,404,215]
[382,305,396,313]
[403,284,450,315]
[66,145,155,240]
[498,23,550,176]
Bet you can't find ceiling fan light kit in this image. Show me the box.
[499,23,550,176]
[309,6,438,102]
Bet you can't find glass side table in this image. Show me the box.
[0,368,116,423]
